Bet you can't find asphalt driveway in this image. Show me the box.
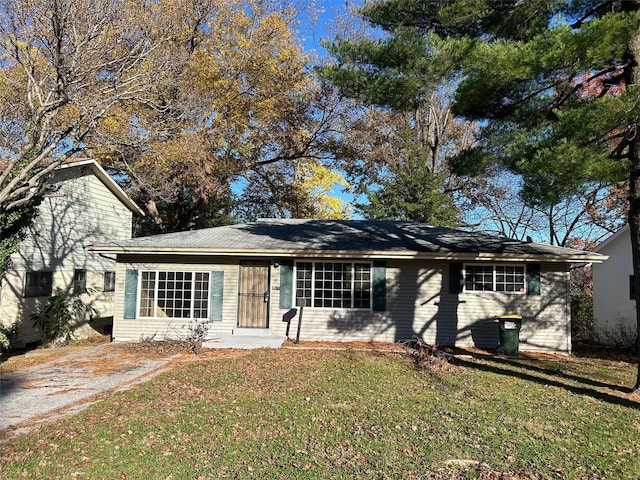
[0,343,175,438]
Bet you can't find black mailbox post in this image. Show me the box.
[295,298,307,344]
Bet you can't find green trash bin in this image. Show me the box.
[496,314,522,356]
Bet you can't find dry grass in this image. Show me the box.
[1,346,639,479]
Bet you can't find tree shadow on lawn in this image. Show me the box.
[454,355,640,409]
[478,352,631,392]
[0,373,24,400]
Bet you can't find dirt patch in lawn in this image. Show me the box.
[109,340,256,362]
[283,339,576,361]
[109,339,195,357]
[283,339,407,352]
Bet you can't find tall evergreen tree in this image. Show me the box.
[358,155,460,226]
[323,0,640,391]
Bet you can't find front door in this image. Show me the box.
[238,261,270,328]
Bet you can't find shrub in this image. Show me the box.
[182,320,209,354]
[605,321,638,351]
[0,321,19,353]
[0,326,11,352]
[571,293,594,344]
[31,289,98,346]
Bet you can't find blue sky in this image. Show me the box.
[231,0,359,214]
[298,0,352,56]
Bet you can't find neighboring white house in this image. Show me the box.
[593,225,636,345]
[90,219,605,354]
[0,159,143,347]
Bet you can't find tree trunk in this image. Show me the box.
[629,136,640,394]
[623,0,640,393]
[630,165,640,394]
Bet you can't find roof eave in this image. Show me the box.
[595,225,629,252]
[57,159,144,216]
[86,246,607,263]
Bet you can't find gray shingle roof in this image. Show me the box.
[89,219,604,262]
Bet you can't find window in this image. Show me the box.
[104,271,116,292]
[465,264,525,293]
[139,271,210,319]
[465,265,493,291]
[73,269,87,293]
[295,262,371,309]
[24,271,53,297]
[495,265,525,292]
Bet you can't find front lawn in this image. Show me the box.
[1,348,639,479]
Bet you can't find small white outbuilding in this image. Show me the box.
[593,226,637,346]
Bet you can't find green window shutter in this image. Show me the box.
[527,263,541,295]
[372,261,386,312]
[209,271,224,321]
[449,262,464,294]
[124,269,138,319]
[279,261,293,309]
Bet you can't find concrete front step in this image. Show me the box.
[232,327,273,336]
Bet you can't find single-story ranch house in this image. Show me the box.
[89,219,604,353]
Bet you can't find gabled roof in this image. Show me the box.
[54,159,144,216]
[595,225,628,253]
[88,219,605,262]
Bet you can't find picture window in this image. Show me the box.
[295,262,371,309]
[139,271,210,319]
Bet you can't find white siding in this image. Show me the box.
[453,264,570,352]
[593,228,636,344]
[271,259,571,353]
[12,168,132,272]
[112,258,239,342]
[0,165,134,346]
[110,256,572,353]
